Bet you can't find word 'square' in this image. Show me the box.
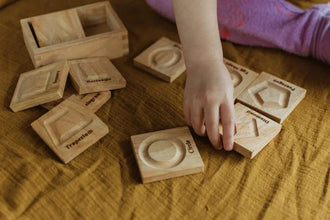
[131,127,204,183]
[237,72,306,123]
[69,57,126,94]
[10,61,69,112]
[31,96,109,163]
[223,58,259,99]
[133,37,186,83]
[219,103,282,159]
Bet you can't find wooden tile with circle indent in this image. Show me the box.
[10,61,69,112]
[133,37,186,83]
[237,72,306,123]
[31,95,109,164]
[31,9,85,47]
[131,127,204,183]
[223,58,259,99]
[69,57,126,94]
[219,103,282,159]
[41,85,111,113]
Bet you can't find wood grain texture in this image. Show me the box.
[219,103,282,159]
[21,1,129,67]
[69,57,126,94]
[41,85,111,113]
[131,127,204,183]
[31,9,85,47]
[237,72,307,123]
[133,37,186,83]
[223,58,259,100]
[31,95,109,164]
[10,61,69,112]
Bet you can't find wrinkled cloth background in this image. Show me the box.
[0,0,329,219]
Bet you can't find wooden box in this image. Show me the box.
[21,1,129,67]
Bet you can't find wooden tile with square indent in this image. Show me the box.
[31,9,85,47]
[219,103,282,159]
[31,95,109,163]
[41,85,111,113]
[69,57,126,94]
[10,61,69,112]
[223,58,259,99]
[133,37,186,83]
[131,127,204,183]
[237,72,306,123]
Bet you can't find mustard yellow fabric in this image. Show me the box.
[0,0,329,219]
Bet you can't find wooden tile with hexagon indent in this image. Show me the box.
[131,127,204,183]
[31,9,86,47]
[223,58,259,99]
[31,95,109,163]
[133,37,186,83]
[219,103,282,159]
[10,61,69,112]
[69,57,126,94]
[237,72,306,123]
[41,84,111,113]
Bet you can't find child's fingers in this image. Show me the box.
[220,103,235,151]
[191,105,206,136]
[204,105,221,150]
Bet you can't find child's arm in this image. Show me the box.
[172,0,235,150]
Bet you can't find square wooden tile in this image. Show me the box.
[69,57,126,94]
[223,58,259,99]
[133,37,186,83]
[41,85,111,113]
[219,103,282,159]
[131,127,204,183]
[31,95,109,164]
[237,72,307,123]
[31,9,85,47]
[10,61,69,112]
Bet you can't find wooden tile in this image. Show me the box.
[10,61,69,112]
[223,58,259,99]
[237,72,306,123]
[133,37,186,83]
[41,85,111,113]
[31,96,109,164]
[31,9,85,47]
[131,127,204,183]
[69,57,126,94]
[219,103,282,159]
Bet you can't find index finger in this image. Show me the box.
[220,103,235,151]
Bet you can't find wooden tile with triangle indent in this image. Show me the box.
[219,103,282,159]
[131,127,204,183]
[31,95,109,163]
[133,37,186,83]
[69,57,126,94]
[10,61,69,112]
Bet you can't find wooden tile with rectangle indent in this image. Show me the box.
[31,9,85,47]
[131,127,204,183]
[237,72,306,123]
[223,58,259,99]
[31,95,109,163]
[69,57,126,94]
[133,37,186,83]
[219,103,282,159]
[41,85,111,113]
[10,61,69,112]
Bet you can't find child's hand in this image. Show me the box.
[184,59,235,150]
